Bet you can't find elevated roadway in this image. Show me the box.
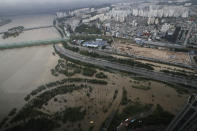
[55,44,197,89]
[0,38,65,49]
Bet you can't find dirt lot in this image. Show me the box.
[112,42,191,65]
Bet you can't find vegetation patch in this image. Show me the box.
[167,84,189,94]
[132,85,151,91]
[70,34,113,44]
[131,76,190,94]
[0,117,9,128]
[75,24,102,34]
[55,107,86,123]
[62,42,79,52]
[25,78,107,101]
[6,117,60,131]
[82,67,97,77]
[51,58,81,77]
[121,88,128,105]
[3,26,24,39]
[86,79,107,85]
[6,84,93,130]
[122,102,151,117]
[108,102,152,130]
[113,89,118,101]
[132,77,150,82]
[13,84,89,123]
[95,72,108,79]
[30,85,46,96]
[88,125,94,131]
[194,56,197,64]
[8,108,17,117]
[141,104,174,126]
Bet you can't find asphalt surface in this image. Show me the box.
[67,42,194,70]
[144,40,185,49]
[55,44,197,89]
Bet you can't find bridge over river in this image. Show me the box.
[0,38,66,49]
[0,25,54,34]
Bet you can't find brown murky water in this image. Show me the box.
[0,45,64,121]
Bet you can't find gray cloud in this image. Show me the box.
[0,0,119,4]
[0,0,124,16]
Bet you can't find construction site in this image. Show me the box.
[112,42,191,66]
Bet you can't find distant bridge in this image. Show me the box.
[0,22,70,50]
[0,38,66,49]
[23,25,54,31]
[0,25,54,34]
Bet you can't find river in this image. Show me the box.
[0,45,63,121]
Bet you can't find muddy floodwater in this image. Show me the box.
[0,14,63,121]
[0,45,63,121]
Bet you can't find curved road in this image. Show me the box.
[55,44,197,88]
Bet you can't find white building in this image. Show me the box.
[132,5,189,18]
[161,23,171,33]
[107,9,132,22]
[82,13,109,23]
[97,7,110,13]
[56,12,68,18]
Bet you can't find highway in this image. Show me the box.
[184,24,193,46]
[66,42,194,70]
[144,40,186,49]
[55,44,197,89]
[144,39,197,50]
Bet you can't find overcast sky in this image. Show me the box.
[1,0,163,16]
[0,0,121,4]
[0,0,124,16]
[0,0,87,4]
